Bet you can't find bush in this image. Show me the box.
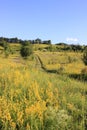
[83,48,87,65]
[0,40,11,57]
[81,67,87,81]
[20,41,33,58]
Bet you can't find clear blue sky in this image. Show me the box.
[0,0,87,44]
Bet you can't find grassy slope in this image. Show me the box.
[35,51,85,74]
[0,44,87,130]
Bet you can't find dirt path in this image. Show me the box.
[34,54,46,71]
[35,54,58,74]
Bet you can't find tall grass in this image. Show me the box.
[0,54,87,130]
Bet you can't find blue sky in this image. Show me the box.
[0,0,87,44]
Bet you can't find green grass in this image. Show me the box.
[0,47,87,130]
[35,51,85,74]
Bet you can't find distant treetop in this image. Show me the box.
[0,37,51,45]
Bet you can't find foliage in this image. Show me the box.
[83,48,87,65]
[0,37,52,45]
[0,48,87,130]
[0,40,9,50]
[20,41,33,58]
[0,40,11,57]
[81,67,87,81]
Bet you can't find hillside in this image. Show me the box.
[0,43,87,130]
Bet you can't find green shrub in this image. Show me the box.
[83,48,87,65]
[20,41,33,58]
[1,41,11,58]
[81,67,87,81]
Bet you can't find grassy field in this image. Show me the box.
[35,51,85,74]
[0,44,87,130]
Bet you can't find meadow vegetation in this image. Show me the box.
[0,42,87,130]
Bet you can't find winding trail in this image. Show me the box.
[11,53,57,73]
[34,54,46,71]
[34,54,58,73]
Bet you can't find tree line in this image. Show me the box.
[0,37,87,67]
[0,37,87,52]
[0,37,51,44]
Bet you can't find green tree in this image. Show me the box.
[83,48,87,65]
[20,41,33,58]
[0,39,10,57]
[0,39,7,49]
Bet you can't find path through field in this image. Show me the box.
[34,54,46,71]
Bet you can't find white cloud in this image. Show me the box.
[66,37,78,42]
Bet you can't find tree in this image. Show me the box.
[0,39,10,57]
[83,48,87,65]
[43,40,51,44]
[20,41,33,58]
[34,38,42,44]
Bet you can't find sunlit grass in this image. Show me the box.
[0,51,87,130]
[35,51,85,74]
